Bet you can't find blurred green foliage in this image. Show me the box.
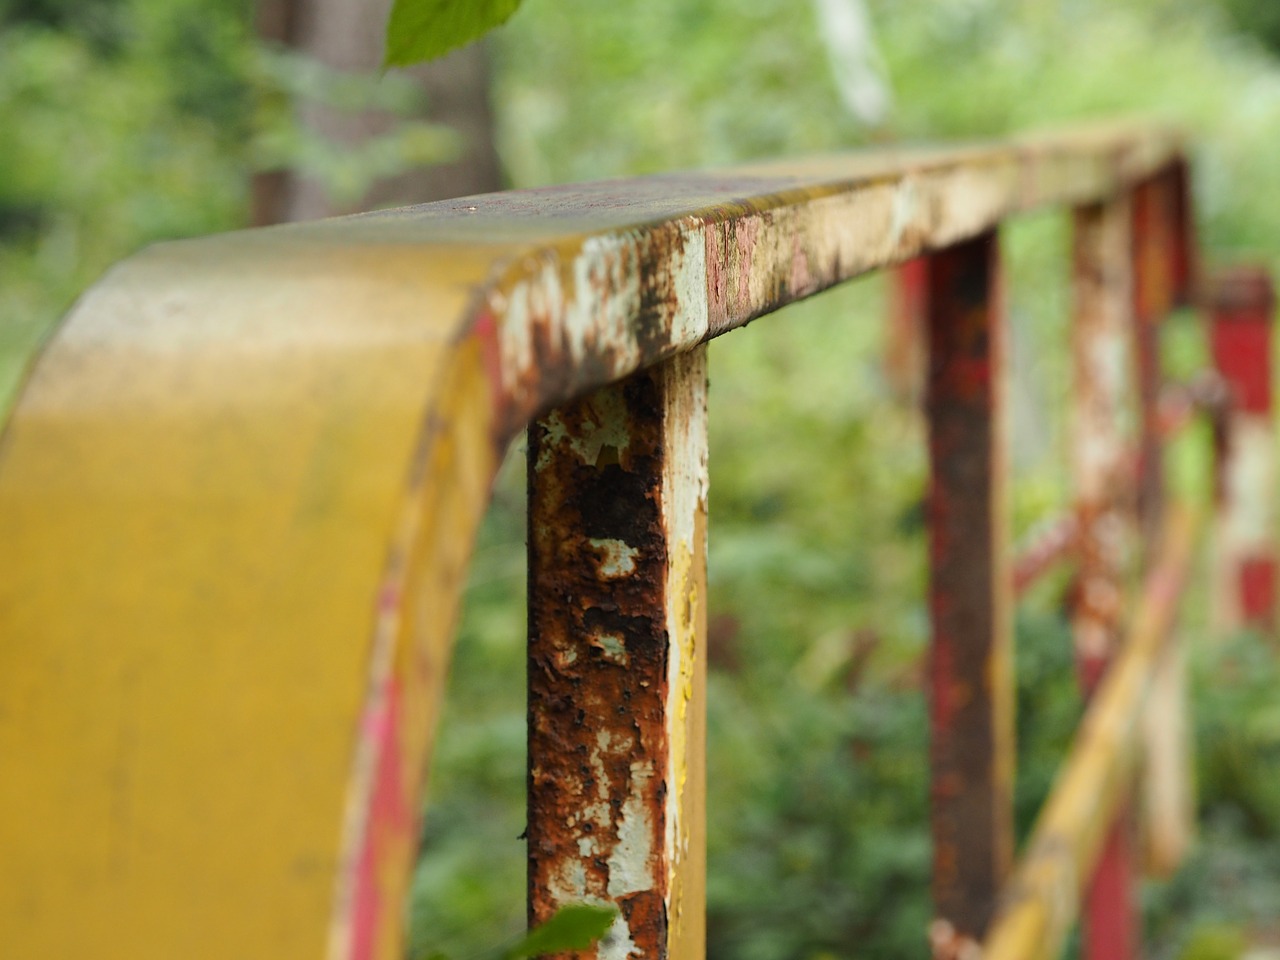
[5,0,1280,957]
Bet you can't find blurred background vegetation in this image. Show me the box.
[5,0,1280,956]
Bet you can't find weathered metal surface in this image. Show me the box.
[1072,190,1156,960]
[1208,266,1277,632]
[981,505,1199,960]
[924,230,1014,942]
[0,123,1186,958]
[527,348,707,960]
[1071,196,1134,690]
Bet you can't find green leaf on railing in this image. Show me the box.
[384,0,524,67]
[501,904,618,960]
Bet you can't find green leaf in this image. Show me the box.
[383,0,524,68]
[501,904,618,960]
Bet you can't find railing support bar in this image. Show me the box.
[1139,166,1200,878]
[527,348,709,960]
[1072,192,1142,960]
[924,230,1014,947]
[982,505,1200,960]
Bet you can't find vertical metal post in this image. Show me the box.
[1071,197,1133,692]
[1072,194,1140,960]
[1208,266,1277,633]
[527,347,708,960]
[925,231,1014,946]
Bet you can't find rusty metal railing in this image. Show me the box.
[0,121,1274,960]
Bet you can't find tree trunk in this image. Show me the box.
[252,0,502,225]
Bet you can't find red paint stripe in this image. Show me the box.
[472,310,508,422]
[1085,815,1136,960]
[351,678,412,960]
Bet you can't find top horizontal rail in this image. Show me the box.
[0,121,1184,960]
[66,120,1177,440]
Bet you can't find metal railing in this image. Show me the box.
[0,121,1274,960]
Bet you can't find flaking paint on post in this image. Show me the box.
[924,230,1014,940]
[527,347,708,960]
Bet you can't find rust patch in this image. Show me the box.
[481,221,707,447]
[924,230,1013,940]
[527,368,673,960]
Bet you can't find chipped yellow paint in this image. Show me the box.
[662,348,708,960]
[0,227,508,960]
[1141,639,1194,877]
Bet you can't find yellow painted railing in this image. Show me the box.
[0,121,1269,960]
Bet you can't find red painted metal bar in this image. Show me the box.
[527,349,708,960]
[924,231,1014,947]
[1208,266,1277,632]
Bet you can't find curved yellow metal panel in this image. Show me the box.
[0,124,1183,959]
[0,227,510,960]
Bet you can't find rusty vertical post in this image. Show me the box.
[925,231,1014,947]
[1208,266,1277,633]
[527,347,708,960]
[1072,194,1140,960]
[1071,197,1133,692]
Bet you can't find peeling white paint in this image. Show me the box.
[534,393,632,472]
[669,223,710,347]
[887,177,918,249]
[547,858,587,905]
[591,632,629,666]
[589,538,639,577]
[597,911,640,960]
[606,762,655,898]
[1225,415,1275,551]
[495,223,709,427]
[566,234,643,372]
